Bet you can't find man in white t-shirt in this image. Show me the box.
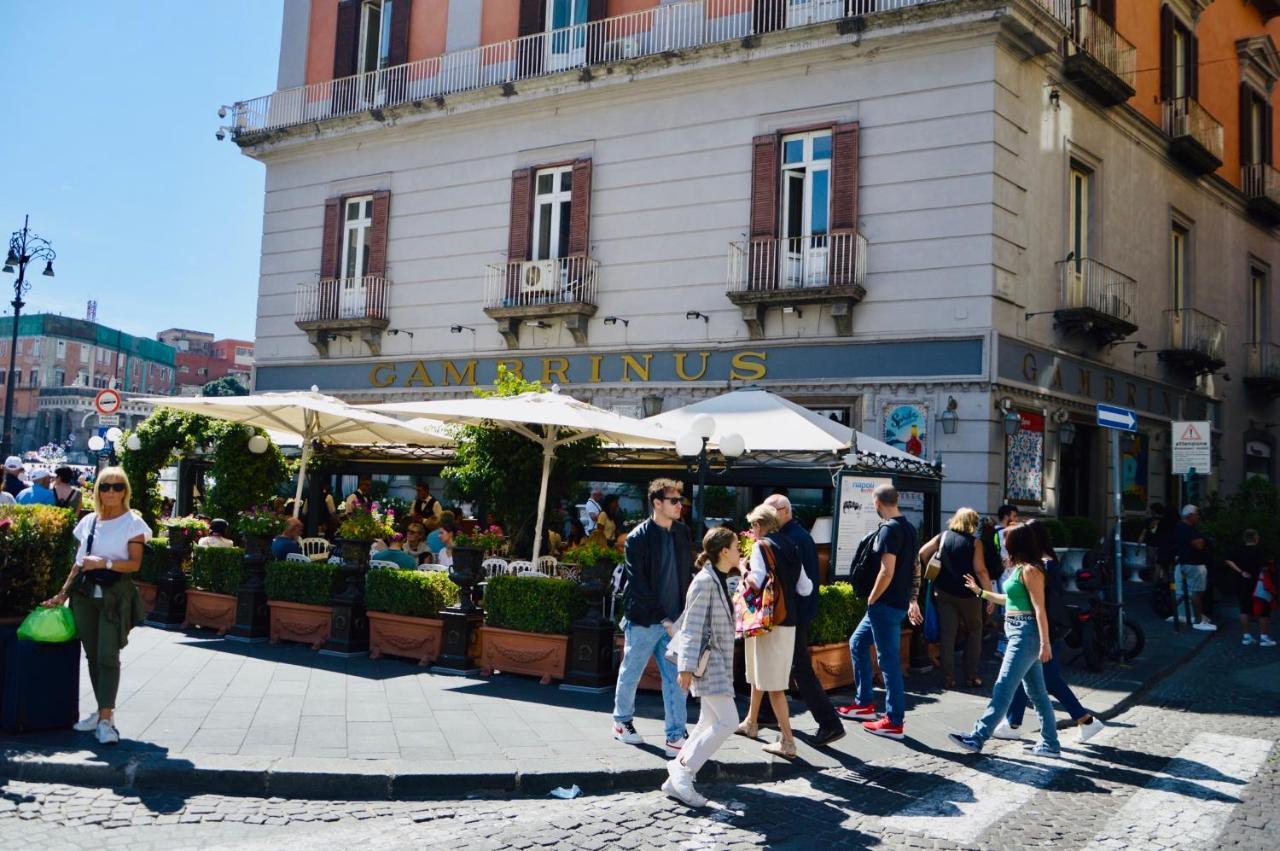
[583,489,604,534]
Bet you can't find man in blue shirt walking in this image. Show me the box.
[16,469,57,505]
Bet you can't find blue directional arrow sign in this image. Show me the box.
[1096,403,1137,432]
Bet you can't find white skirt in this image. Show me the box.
[744,625,796,691]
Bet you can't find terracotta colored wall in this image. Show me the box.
[306,0,339,86]
[1116,1,1276,189]
[412,0,449,60]
[609,0,660,16]
[481,0,521,46]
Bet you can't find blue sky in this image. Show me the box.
[0,2,282,342]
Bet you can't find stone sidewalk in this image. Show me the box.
[0,586,1217,799]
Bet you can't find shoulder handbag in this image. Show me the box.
[735,540,786,637]
[924,531,946,582]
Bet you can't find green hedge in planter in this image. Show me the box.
[138,536,168,584]
[807,582,866,646]
[190,546,244,596]
[1041,519,1070,549]
[483,574,586,635]
[366,569,458,618]
[1062,516,1100,549]
[0,505,78,618]
[265,560,340,607]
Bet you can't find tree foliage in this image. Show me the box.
[1202,477,1280,559]
[442,367,600,557]
[120,408,290,530]
[202,376,249,397]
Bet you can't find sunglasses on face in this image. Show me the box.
[99,482,127,493]
[661,496,683,505]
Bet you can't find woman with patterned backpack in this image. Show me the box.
[733,503,812,759]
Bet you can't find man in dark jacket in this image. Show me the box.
[755,495,844,745]
[613,478,692,759]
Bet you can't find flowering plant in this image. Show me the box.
[454,524,505,554]
[162,516,210,548]
[562,539,622,568]
[738,530,757,560]
[337,503,396,541]
[237,504,287,537]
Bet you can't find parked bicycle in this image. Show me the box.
[1064,551,1145,672]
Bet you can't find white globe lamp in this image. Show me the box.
[676,431,704,458]
[126,434,142,451]
[247,434,270,455]
[87,436,105,452]
[105,427,123,443]
[719,432,746,459]
[690,414,716,440]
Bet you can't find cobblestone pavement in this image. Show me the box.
[3,627,1276,850]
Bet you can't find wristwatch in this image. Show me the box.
[105,559,114,572]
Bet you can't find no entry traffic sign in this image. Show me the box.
[95,388,122,417]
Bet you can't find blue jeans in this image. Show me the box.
[612,620,687,742]
[850,602,907,726]
[1006,642,1088,726]
[971,615,1059,750]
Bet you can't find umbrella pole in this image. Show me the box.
[531,430,556,563]
[292,439,313,519]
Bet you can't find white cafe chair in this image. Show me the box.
[300,537,331,559]
[285,552,311,564]
[535,556,559,576]
[368,559,399,570]
[482,558,510,578]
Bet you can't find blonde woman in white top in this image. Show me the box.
[43,467,151,745]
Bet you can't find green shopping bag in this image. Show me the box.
[16,605,77,643]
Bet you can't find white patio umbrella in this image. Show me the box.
[644,387,920,461]
[138,389,452,517]
[366,390,677,560]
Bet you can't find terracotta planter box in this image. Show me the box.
[183,590,237,636]
[267,600,332,649]
[135,582,157,612]
[479,626,568,685]
[809,642,853,691]
[368,611,443,666]
[864,628,914,687]
[613,633,663,692]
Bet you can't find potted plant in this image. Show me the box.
[236,504,286,555]
[480,574,587,684]
[335,504,396,568]
[162,516,209,563]
[366,568,459,665]
[806,582,863,691]
[265,559,341,648]
[151,516,209,627]
[450,527,499,612]
[561,539,622,621]
[135,536,168,610]
[183,545,244,635]
[1060,516,1099,592]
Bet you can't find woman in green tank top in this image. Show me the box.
[947,523,1061,756]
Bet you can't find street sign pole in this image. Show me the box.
[1112,429,1124,648]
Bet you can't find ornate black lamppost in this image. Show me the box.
[2,215,55,460]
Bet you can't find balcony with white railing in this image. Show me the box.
[1053,257,1137,343]
[294,276,390,357]
[483,256,599,349]
[1159,307,1226,373]
[227,0,1071,139]
[726,232,867,338]
[1244,342,1280,394]
[1062,7,1136,106]
[1243,162,1280,225]
[1163,97,1224,175]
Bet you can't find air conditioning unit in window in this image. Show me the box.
[604,37,642,61]
[520,259,560,294]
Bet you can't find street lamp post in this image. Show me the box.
[676,415,746,532]
[2,215,56,460]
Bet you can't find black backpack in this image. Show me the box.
[849,524,884,599]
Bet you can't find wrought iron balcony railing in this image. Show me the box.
[229,0,1071,136]
[295,276,388,324]
[728,232,867,294]
[484,256,599,310]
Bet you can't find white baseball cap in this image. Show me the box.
[3,456,22,472]
[29,468,53,482]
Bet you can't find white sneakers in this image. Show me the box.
[95,720,120,745]
[664,735,687,759]
[1192,618,1218,632]
[1246,634,1277,647]
[1261,635,1277,647]
[73,713,100,733]
[1078,717,1105,744]
[1242,634,1256,646]
[992,720,1023,740]
[612,720,643,745]
[662,760,708,808]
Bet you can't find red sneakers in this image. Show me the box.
[862,717,905,739]
[836,702,878,721]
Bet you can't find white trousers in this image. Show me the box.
[678,694,739,774]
